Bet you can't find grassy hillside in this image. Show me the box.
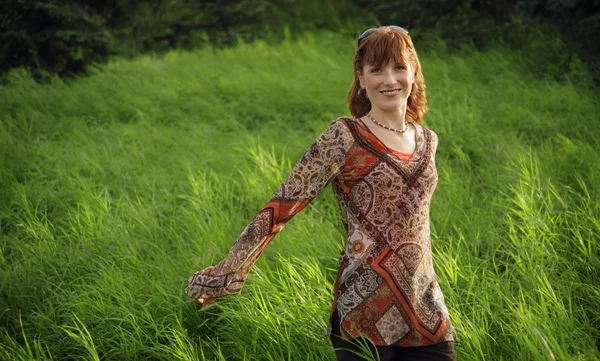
[1,31,599,360]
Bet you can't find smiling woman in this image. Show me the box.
[349,26,427,128]
[359,59,415,133]
[186,26,457,361]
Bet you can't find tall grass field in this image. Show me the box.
[1,31,599,360]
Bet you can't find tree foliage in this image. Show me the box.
[0,0,598,80]
[0,1,111,77]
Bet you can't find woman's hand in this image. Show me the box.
[196,296,215,308]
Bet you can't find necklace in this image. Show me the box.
[366,113,408,134]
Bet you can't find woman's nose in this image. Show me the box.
[382,70,397,85]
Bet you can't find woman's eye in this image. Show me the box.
[395,65,406,70]
[370,68,381,73]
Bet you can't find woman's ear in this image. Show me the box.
[357,70,364,89]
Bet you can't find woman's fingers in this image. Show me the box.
[197,297,215,308]
[202,266,215,275]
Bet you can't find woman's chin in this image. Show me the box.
[370,102,407,114]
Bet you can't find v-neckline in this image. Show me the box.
[343,116,431,186]
[354,117,424,164]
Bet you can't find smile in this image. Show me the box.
[380,89,401,95]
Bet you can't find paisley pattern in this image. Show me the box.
[186,117,455,346]
[376,305,411,344]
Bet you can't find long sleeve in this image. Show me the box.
[186,118,354,300]
[429,129,439,157]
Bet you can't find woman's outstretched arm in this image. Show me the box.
[186,118,354,302]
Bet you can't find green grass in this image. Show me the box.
[1,31,599,360]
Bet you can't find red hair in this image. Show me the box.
[348,27,427,122]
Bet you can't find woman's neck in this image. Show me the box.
[368,106,408,127]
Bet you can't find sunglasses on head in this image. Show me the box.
[357,26,409,45]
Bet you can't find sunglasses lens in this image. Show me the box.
[390,25,409,34]
[357,26,409,45]
[358,28,377,42]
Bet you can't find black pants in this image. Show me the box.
[329,309,456,361]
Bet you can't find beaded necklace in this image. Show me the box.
[366,113,408,134]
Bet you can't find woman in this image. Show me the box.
[186,26,456,361]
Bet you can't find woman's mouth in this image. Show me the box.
[380,89,401,95]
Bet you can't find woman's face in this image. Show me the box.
[358,58,414,114]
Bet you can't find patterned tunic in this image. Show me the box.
[186,116,455,346]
